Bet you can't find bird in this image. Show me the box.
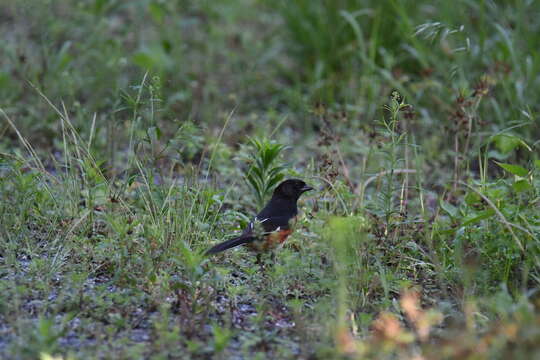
[205,179,313,260]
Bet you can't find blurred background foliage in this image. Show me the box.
[2,0,538,144]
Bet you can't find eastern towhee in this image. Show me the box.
[205,179,313,258]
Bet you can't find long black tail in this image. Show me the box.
[205,235,254,255]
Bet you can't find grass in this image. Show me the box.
[1,0,540,359]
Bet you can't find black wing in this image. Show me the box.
[257,216,294,233]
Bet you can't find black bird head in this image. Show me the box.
[272,179,313,201]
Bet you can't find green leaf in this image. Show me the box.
[485,186,507,201]
[535,160,540,169]
[513,179,532,193]
[268,166,286,177]
[493,134,522,154]
[249,137,261,149]
[147,126,162,141]
[464,191,482,206]
[246,174,260,192]
[57,42,73,71]
[462,208,496,226]
[439,199,458,218]
[267,173,285,189]
[495,162,529,177]
[251,166,263,181]
[262,149,274,167]
[254,157,264,170]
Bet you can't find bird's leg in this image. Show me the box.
[256,253,270,272]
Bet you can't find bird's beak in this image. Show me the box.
[300,185,314,193]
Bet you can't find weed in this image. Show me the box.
[243,137,287,209]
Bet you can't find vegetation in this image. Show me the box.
[1,0,539,359]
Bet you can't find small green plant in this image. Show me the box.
[18,316,72,359]
[371,91,412,237]
[211,323,232,355]
[243,137,287,208]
